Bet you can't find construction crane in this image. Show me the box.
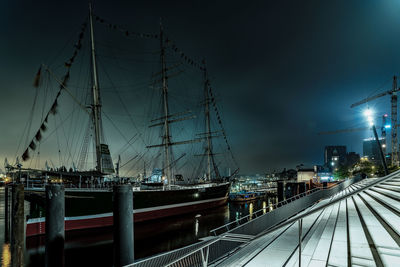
[318,115,392,155]
[350,76,399,166]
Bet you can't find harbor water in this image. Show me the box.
[0,187,276,266]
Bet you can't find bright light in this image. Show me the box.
[385,124,391,129]
[382,144,386,148]
[364,108,374,126]
[331,162,334,166]
[364,109,373,117]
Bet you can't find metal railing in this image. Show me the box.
[210,187,322,236]
[210,178,358,237]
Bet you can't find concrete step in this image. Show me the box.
[215,173,400,267]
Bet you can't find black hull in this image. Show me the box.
[26,182,231,236]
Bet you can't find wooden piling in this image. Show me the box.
[45,184,65,267]
[11,184,24,267]
[113,184,134,267]
[4,185,9,242]
[277,181,285,204]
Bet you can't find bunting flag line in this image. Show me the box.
[166,39,204,71]
[22,149,29,161]
[60,71,70,90]
[33,66,42,88]
[94,14,204,71]
[94,14,159,39]
[29,141,36,150]
[64,22,87,70]
[207,82,238,167]
[35,131,42,142]
[21,94,59,161]
[22,20,88,162]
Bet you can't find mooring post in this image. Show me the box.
[45,184,65,267]
[299,182,306,195]
[277,181,285,205]
[4,184,10,242]
[113,184,134,267]
[11,184,24,267]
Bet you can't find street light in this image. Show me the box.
[364,108,388,175]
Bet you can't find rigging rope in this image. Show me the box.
[21,20,88,162]
[207,80,239,171]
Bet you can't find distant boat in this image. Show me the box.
[8,3,239,237]
[229,191,258,202]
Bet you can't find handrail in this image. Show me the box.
[160,179,357,266]
[210,180,347,236]
[251,170,399,240]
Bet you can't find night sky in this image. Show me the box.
[2,0,400,174]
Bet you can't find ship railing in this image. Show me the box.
[174,182,230,190]
[210,187,321,236]
[23,183,114,192]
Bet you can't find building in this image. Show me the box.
[314,165,333,182]
[324,146,347,169]
[297,168,314,182]
[363,137,385,164]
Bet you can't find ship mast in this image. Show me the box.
[160,22,173,186]
[203,63,221,180]
[89,3,103,173]
[203,63,212,181]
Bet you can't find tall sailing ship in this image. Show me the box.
[6,4,238,237]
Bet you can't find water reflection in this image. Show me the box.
[263,201,267,214]
[194,217,199,237]
[0,187,275,267]
[2,243,10,267]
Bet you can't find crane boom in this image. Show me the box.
[319,123,400,135]
[350,90,393,108]
[349,76,399,167]
[318,127,370,135]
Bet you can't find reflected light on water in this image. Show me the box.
[263,201,267,214]
[249,203,253,220]
[2,243,10,267]
[195,219,199,237]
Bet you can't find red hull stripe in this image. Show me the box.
[26,197,227,237]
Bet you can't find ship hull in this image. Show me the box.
[25,182,230,237]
